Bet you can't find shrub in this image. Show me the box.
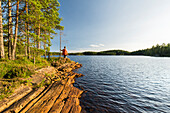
[3,66,33,79]
[0,57,50,79]
[50,57,72,64]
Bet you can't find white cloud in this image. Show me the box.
[90,44,100,47]
[99,44,104,47]
[89,44,105,48]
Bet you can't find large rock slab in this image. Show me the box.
[0,62,84,113]
[0,85,32,112]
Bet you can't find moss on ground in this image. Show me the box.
[0,79,32,100]
[0,57,73,100]
[50,57,74,67]
[0,57,50,100]
[0,57,50,79]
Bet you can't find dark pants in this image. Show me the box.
[64,55,67,58]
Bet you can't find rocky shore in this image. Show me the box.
[0,62,84,113]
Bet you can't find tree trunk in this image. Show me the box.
[27,31,30,59]
[25,1,30,59]
[44,31,46,59]
[37,22,40,49]
[48,32,50,61]
[0,0,5,59]
[48,52,50,61]
[12,0,19,60]
[25,23,27,57]
[8,0,13,60]
[25,31,27,57]
[44,45,46,59]
[34,29,36,64]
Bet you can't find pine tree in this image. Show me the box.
[8,0,13,60]
[0,0,5,59]
[1,0,64,60]
[26,0,30,59]
[11,0,19,60]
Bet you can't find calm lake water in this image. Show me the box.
[68,56,170,113]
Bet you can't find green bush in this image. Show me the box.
[50,57,72,64]
[3,66,33,79]
[0,57,72,79]
[0,57,50,79]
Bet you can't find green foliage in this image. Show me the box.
[83,51,98,55]
[70,50,130,55]
[0,58,50,79]
[50,52,60,55]
[131,43,170,57]
[37,78,46,88]
[0,87,14,100]
[50,57,73,67]
[69,43,170,57]
[68,53,83,55]
[100,50,130,55]
[0,57,50,100]
[32,57,50,67]
[50,57,72,64]
[3,66,32,79]
[1,0,63,60]
[0,79,32,100]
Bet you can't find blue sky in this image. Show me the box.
[51,0,170,52]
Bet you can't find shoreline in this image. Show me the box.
[0,61,84,113]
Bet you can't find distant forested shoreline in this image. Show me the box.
[67,43,170,57]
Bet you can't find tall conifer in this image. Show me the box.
[0,0,5,59]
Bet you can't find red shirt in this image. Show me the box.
[62,49,68,55]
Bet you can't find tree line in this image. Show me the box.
[69,43,170,57]
[0,0,63,62]
[131,43,170,57]
[69,50,130,55]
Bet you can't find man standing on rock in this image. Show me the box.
[61,46,68,58]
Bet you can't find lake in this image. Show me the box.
[67,56,170,113]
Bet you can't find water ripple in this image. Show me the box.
[69,56,170,113]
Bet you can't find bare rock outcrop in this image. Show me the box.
[0,62,84,113]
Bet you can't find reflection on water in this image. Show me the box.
[68,56,170,113]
